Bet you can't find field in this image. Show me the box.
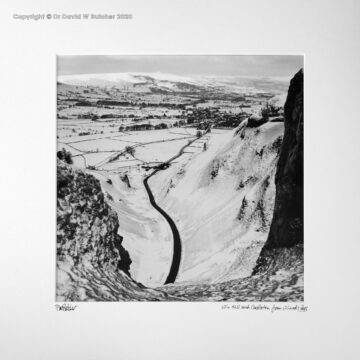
[58,122,201,172]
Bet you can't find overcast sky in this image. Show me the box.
[58,55,303,78]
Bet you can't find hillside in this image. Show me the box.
[56,161,179,301]
[58,72,289,95]
[149,121,284,284]
[159,69,304,301]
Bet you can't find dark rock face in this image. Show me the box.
[253,69,304,273]
[247,115,268,128]
[57,162,131,274]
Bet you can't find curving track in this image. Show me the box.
[143,172,182,284]
[142,132,206,284]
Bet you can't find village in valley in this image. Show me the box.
[57,73,285,175]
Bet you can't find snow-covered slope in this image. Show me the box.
[58,72,289,95]
[149,121,284,284]
[87,168,173,288]
[56,161,179,301]
[58,72,203,93]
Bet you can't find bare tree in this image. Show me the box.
[125,146,135,156]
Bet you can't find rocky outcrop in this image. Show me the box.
[56,162,185,301]
[247,114,268,128]
[57,161,131,273]
[162,247,303,301]
[253,69,304,274]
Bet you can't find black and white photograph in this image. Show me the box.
[57,55,304,301]
[2,0,360,359]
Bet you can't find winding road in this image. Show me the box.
[143,130,209,284]
[64,126,209,285]
[143,172,181,284]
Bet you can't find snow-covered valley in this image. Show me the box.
[150,122,283,284]
[56,69,304,301]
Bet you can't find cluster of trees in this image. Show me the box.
[75,100,93,107]
[186,107,248,128]
[110,146,136,163]
[119,124,154,132]
[78,131,91,136]
[138,102,187,110]
[125,146,135,156]
[77,113,94,119]
[119,123,169,132]
[260,102,283,120]
[100,114,123,119]
[186,108,218,124]
[97,100,133,106]
[154,123,168,130]
[215,115,247,128]
[173,120,186,127]
[143,114,167,120]
[57,148,73,164]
